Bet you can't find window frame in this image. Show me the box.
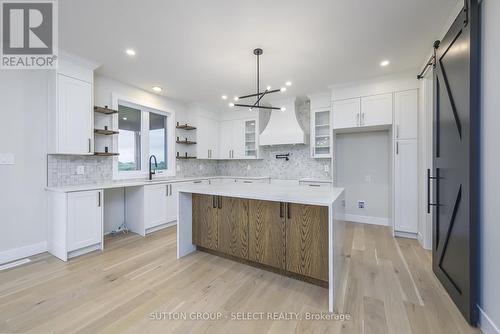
[111,93,176,180]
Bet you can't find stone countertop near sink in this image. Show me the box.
[45,176,271,193]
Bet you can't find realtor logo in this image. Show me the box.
[1,0,57,69]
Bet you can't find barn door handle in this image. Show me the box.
[427,168,442,213]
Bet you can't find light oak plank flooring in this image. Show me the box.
[0,223,480,334]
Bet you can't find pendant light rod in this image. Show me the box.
[234,103,282,110]
[238,88,281,100]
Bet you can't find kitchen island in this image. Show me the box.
[176,182,346,313]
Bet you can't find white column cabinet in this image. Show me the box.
[394,90,418,140]
[332,98,361,130]
[394,139,418,234]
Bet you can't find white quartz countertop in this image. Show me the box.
[45,176,271,193]
[178,183,344,206]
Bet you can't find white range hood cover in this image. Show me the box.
[259,97,308,145]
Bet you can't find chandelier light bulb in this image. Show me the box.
[229,103,235,107]
[267,85,271,90]
[280,107,286,112]
[280,87,287,92]
[233,96,239,101]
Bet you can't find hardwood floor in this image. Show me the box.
[0,223,480,334]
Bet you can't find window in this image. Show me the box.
[118,105,142,171]
[113,98,174,179]
[149,113,168,170]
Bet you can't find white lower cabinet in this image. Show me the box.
[144,184,168,229]
[393,139,418,234]
[166,183,180,223]
[48,189,103,261]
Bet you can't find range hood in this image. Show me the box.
[259,97,308,146]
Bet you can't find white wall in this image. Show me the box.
[480,0,500,332]
[336,131,390,223]
[0,71,49,263]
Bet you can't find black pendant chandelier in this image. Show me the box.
[226,48,291,111]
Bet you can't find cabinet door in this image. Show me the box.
[311,109,331,158]
[192,194,219,250]
[196,116,217,159]
[57,75,93,154]
[166,183,179,223]
[286,204,329,281]
[394,90,418,139]
[218,197,249,258]
[219,120,233,159]
[232,119,245,159]
[248,200,286,269]
[394,139,418,233]
[144,185,168,229]
[67,190,102,251]
[332,98,361,129]
[361,93,393,127]
[207,118,219,159]
[243,119,258,158]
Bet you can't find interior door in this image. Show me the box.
[431,1,479,325]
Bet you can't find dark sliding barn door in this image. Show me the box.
[431,0,480,326]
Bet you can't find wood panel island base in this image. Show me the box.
[176,183,346,313]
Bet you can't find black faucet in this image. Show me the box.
[149,155,157,180]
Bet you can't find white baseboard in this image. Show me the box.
[338,214,389,226]
[479,306,500,334]
[0,241,47,265]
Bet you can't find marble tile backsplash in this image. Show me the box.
[47,155,113,187]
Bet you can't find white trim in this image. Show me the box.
[0,258,31,271]
[394,230,418,240]
[479,306,500,334]
[337,213,389,226]
[0,242,47,265]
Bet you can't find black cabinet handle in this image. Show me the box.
[212,195,216,208]
[218,196,222,209]
[98,192,101,207]
[287,203,291,219]
[279,202,284,218]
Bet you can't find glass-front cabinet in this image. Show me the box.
[311,109,332,158]
[244,119,258,158]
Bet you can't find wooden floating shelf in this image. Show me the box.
[94,152,119,156]
[94,129,119,135]
[176,140,197,144]
[176,156,197,160]
[176,124,197,130]
[94,106,118,115]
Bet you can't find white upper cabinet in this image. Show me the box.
[196,116,219,159]
[218,118,258,160]
[48,54,98,155]
[332,98,361,130]
[311,109,332,158]
[394,90,418,140]
[360,93,393,127]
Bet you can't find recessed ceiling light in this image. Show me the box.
[221,95,228,100]
[380,60,390,67]
[125,49,136,56]
[285,81,292,86]
[122,117,127,120]
[152,86,163,92]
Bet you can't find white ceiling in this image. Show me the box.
[59,0,459,111]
